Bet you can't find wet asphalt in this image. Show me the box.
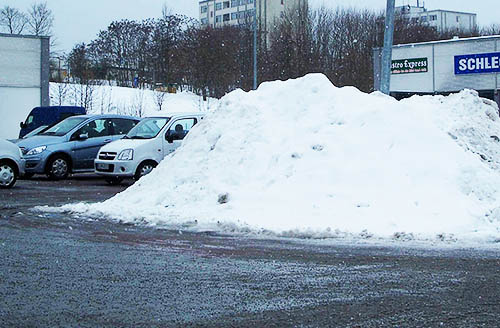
[0,175,500,327]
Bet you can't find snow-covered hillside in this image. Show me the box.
[51,74,500,244]
[50,82,218,116]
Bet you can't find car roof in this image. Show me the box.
[144,112,204,118]
[73,114,141,120]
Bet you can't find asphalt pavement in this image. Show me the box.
[1,175,499,327]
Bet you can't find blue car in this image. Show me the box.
[19,106,86,138]
[16,115,140,179]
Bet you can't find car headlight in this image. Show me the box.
[26,145,47,156]
[117,149,134,160]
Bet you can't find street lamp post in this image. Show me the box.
[253,7,257,90]
[380,0,395,95]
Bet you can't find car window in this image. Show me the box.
[126,117,170,139]
[73,119,113,139]
[111,118,139,135]
[166,118,197,141]
[41,116,87,136]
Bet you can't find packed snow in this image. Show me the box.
[49,82,217,116]
[50,74,500,244]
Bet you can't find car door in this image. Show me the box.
[163,117,197,158]
[71,118,114,170]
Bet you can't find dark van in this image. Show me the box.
[19,106,86,138]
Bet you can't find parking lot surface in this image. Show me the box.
[1,175,500,327]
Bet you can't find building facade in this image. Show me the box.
[199,0,301,32]
[0,33,50,139]
[396,5,477,33]
[373,35,500,107]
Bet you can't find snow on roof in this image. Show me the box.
[57,74,500,244]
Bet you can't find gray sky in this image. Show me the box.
[3,0,498,53]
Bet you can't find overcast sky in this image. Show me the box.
[3,0,498,52]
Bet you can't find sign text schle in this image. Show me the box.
[455,52,500,75]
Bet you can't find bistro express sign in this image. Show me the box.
[391,58,428,74]
[455,52,500,75]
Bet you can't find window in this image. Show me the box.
[223,1,230,9]
[281,0,284,4]
[201,6,208,13]
[248,0,253,3]
[280,11,284,18]
[231,12,238,20]
[421,16,428,22]
[201,18,208,24]
[246,9,254,17]
[430,15,437,21]
[166,118,197,141]
[223,13,230,21]
[215,3,222,10]
[239,11,245,19]
[73,119,113,139]
[231,0,239,7]
[456,16,460,22]
[111,119,138,135]
[216,15,222,23]
[211,11,214,17]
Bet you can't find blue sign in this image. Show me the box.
[455,52,500,75]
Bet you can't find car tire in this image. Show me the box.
[105,177,124,185]
[47,156,70,180]
[0,161,17,189]
[134,161,157,181]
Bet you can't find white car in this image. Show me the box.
[0,139,25,188]
[95,113,204,184]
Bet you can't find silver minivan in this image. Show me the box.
[95,113,204,184]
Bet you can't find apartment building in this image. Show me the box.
[396,5,477,33]
[199,0,301,32]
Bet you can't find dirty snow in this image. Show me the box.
[52,74,500,243]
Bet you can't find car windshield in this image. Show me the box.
[23,125,49,138]
[125,117,170,139]
[40,117,88,136]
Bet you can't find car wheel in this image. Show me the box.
[134,161,157,181]
[47,156,69,180]
[105,177,124,185]
[0,161,17,189]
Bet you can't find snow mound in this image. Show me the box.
[58,74,500,242]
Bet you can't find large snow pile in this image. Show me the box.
[49,82,217,116]
[58,74,500,242]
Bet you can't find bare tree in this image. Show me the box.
[27,2,53,36]
[0,6,27,34]
[131,91,145,117]
[152,90,167,111]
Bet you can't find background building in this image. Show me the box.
[0,34,50,139]
[396,4,477,33]
[373,35,500,107]
[199,0,301,32]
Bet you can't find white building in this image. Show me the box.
[396,5,477,33]
[0,34,50,139]
[373,35,500,107]
[199,0,301,32]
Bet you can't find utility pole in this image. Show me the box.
[253,7,258,90]
[380,0,395,95]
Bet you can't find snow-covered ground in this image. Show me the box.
[46,74,500,245]
[50,82,218,116]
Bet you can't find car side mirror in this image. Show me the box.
[165,131,174,144]
[20,122,26,129]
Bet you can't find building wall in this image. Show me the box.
[0,34,49,139]
[373,36,500,105]
[396,6,477,33]
[199,0,300,30]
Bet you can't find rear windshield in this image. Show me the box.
[40,116,88,136]
[125,117,171,139]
